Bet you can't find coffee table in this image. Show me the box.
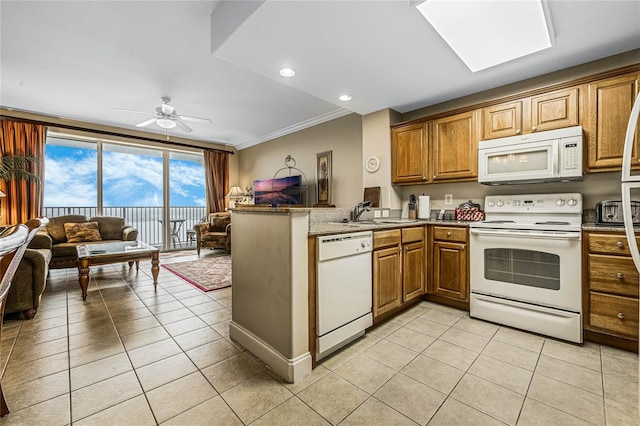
[76,241,160,301]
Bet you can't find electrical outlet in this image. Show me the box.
[374,210,381,218]
[445,194,453,205]
[382,209,390,217]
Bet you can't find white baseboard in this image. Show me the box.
[229,321,312,383]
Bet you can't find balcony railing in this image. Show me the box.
[43,206,207,249]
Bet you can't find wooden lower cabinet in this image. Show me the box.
[433,241,467,300]
[427,225,469,308]
[373,245,402,317]
[583,231,639,351]
[372,227,425,321]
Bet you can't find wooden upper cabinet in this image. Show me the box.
[432,110,479,181]
[482,87,580,140]
[530,88,579,132]
[482,101,523,140]
[586,72,640,172]
[391,123,428,184]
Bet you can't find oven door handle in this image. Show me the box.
[469,228,581,240]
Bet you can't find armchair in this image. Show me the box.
[194,212,231,255]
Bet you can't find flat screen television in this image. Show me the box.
[253,175,303,205]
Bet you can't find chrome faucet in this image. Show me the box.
[352,201,372,222]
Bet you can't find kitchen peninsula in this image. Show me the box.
[229,206,472,383]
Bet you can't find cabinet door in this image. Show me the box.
[392,123,428,184]
[530,87,579,133]
[482,101,523,140]
[586,73,640,171]
[433,241,467,301]
[432,111,479,181]
[403,241,424,302]
[373,246,402,318]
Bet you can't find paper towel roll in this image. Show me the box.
[418,195,430,219]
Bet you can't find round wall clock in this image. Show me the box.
[366,156,380,173]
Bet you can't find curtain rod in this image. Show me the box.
[0,115,235,155]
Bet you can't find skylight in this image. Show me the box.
[416,0,552,72]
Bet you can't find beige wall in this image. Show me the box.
[237,113,363,208]
[362,109,402,209]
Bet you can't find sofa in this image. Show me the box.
[3,215,138,319]
[194,212,231,255]
[5,232,52,319]
[40,215,138,269]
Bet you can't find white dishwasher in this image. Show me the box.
[316,231,373,361]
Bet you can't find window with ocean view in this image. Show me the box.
[44,133,206,250]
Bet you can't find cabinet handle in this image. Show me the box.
[461,244,466,250]
[616,241,624,248]
[516,129,521,135]
[531,126,537,132]
[616,272,624,279]
[447,231,452,236]
[423,176,427,181]
[618,312,625,319]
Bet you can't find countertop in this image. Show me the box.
[581,222,639,232]
[309,219,471,236]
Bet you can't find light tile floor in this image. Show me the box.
[1,250,639,425]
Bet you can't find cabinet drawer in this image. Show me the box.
[374,230,401,249]
[588,233,640,256]
[402,227,424,244]
[590,292,639,338]
[433,226,467,242]
[588,254,639,297]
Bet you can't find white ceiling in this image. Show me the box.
[1,1,639,150]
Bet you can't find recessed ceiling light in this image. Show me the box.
[416,0,552,72]
[339,95,352,102]
[278,68,296,78]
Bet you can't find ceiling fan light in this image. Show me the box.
[278,67,296,78]
[157,117,176,129]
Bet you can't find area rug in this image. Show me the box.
[161,253,231,292]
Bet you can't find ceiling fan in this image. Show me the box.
[115,96,211,133]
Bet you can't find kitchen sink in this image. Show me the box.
[328,220,377,227]
[375,219,419,224]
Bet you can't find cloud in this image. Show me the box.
[44,145,205,209]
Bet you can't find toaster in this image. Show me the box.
[595,200,640,226]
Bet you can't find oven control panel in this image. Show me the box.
[484,193,582,214]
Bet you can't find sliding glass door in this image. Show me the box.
[43,133,205,250]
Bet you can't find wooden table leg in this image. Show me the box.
[1,383,9,417]
[77,258,90,301]
[151,252,159,290]
[135,260,140,271]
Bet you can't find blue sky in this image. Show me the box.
[44,144,205,207]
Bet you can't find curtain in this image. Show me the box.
[0,119,46,225]
[204,150,229,213]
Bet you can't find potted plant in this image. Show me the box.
[0,155,41,183]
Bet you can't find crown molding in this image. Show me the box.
[235,108,353,151]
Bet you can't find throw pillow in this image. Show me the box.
[64,222,102,243]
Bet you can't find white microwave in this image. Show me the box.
[478,126,583,185]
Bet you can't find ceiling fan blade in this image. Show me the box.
[135,118,158,127]
[115,108,156,116]
[174,119,193,133]
[178,115,212,124]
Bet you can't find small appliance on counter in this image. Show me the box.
[596,200,640,226]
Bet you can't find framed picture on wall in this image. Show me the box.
[316,151,332,205]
